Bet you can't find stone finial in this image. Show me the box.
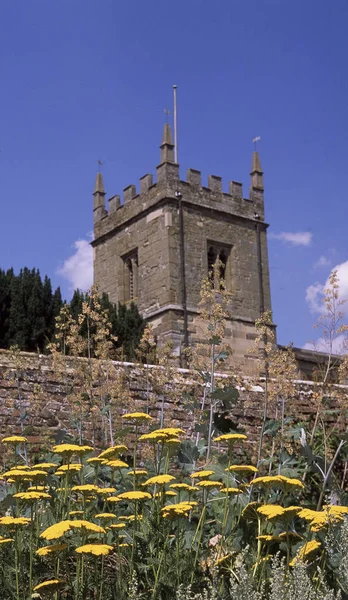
[93,171,106,223]
[160,123,174,164]
[250,151,264,190]
[94,172,105,194]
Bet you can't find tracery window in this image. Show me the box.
[207,243,231,291]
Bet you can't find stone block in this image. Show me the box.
[208,175,222,193]
[124,184,137,203]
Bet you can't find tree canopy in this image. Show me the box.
[0,268,146,359]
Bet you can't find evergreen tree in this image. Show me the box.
[0,267,63,352]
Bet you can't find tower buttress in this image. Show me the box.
[93,171,106,223]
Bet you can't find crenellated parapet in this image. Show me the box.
[93,147,266,240]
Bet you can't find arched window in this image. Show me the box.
[219,249,228,288]
[123,250,138,302]
[206,242,231,291]
[207,246,217,284]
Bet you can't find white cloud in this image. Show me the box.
[57,235,93,291]
[269,231,313,246]
[305,260,348,315]
[303,334,348,355]
[306,282,325,314]
[314,255,331,269]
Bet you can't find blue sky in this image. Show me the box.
[1,0,347,350]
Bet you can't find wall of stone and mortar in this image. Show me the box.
[0,350,344,453]
[93,161,270,361]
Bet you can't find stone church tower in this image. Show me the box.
[92,124,272,362]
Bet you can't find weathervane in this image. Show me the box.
[97,159,103,172]
[252,136,261,151]
[164,108,171,123]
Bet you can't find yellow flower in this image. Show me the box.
[1,435,28,444]
[256,535,279,542]
[96,487,117,495]
[277,476,305,490]
[127,469,148,477]
[251,476,283,487]
[95,513,117,519]
[119,543,130,547]
[144,474,176,486]
[106,496,121,503]
[121,412,152,421]
[139,432,168,442]
[109,523,126,529]
[29,470,49,479]
[13,491,51,501]
[33,579,62,592]
[0,516,30,527]
[324,505,348,515]
[52,443,93,455]
[151,428,185,436]
[117,491,152,501]
[164,438,180,445]
[55,463,82,474]
[220,487,241,494]
[154,490,177,498]
[69,511,84,517]
[299,507,344,532]
[40,521,72,540]
[214,433,247,443]
[76,543,113,556]
[2,470,31,479]
[70,520,106,534]
[190,470,214,479]
[71,484,99,494]
[195,480,223,489]
[169,483,192,490]
[33,463,57,470]
[36,544,68,556]
[290,540,322,566]
[0,536,14,544]
[27,486,49,492]
[87,457,105,464]
[118,514,142,522]
[161,502,194,519]
[98,445,128,459]
[226,465,258,474]
[105,460,129,469]
[257,504,285,520]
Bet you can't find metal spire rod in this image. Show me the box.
[173,85,178,163]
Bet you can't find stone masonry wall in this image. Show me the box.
[0,350,345,456]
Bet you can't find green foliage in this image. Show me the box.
[0,267,63,352]
[66,288,146,360]
[0,269,145,358]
